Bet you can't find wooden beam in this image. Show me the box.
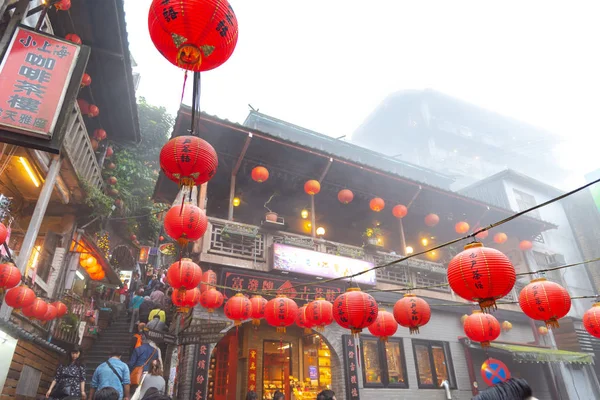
[227,175,236,221]
[232,133,252,177]
[407,185,422,209]
[318,157,333,183]
[311,195,316,238]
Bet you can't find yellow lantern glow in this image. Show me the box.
[232,197,241,207]
[301,209,309,219]
[316,227,325,236]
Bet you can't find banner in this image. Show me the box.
[248,348,257,392]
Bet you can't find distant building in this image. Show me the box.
[352,89,569,190]
[131,53,141,92]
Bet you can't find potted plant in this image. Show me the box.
[363,227,383,247]
[264,193,278,222]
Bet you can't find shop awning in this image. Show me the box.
[465,340,594,364]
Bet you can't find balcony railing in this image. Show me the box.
[51,292,90,344]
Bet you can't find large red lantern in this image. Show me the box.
[167,259,202,290]
[368,310,397,342]
[264,295,298,333]
[392,204,408,219]
[333,288,378,335]
[160,136,218,187]
[464,311,500,347]
[583,303,600,338]
[519,278,571,328]
[369,197,385,212]
[338,189,354,204]
[455,221,470,234]
[448,243,515,312]
[251,166,269,183]
[424,213,440,227]
[148,0,238,72]
[164,204,208,246]
[65,33,82,45]
[172,287,201,310]
[41,303,58,322]
[519,240,533,251]
[200,269,217,293]
[304,180,321,195]
[493,232,508,244]
[22,298,48,320]
[306,297,333,332]
[200,288,224,312]
[0,263,21,290]
[224,293,252,326]
[4,286,35,309]
[52,301,68,318]
[0,222,7,243]
[81,73,92,88]
[393,294,431,334]
[296,305,315,334]
[250,295,267,326]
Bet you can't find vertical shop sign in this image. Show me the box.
[193,343,210,400]
[138,246,150,264]
[0,26,80,138]
[248,348,258,392]
[342,335,361,399]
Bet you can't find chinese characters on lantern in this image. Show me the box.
[0,27,79,138]
[410,298,419,321]
[193,343,210,400]
[247,349,257,392]
[469,251,484,290]
[342,335,361,399]
[531,284,545,312]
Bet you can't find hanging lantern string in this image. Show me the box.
[424,294,600,308]
[260,176,600,293]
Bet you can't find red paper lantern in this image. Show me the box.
[393,294,432,334]
[114,199,123,208]
[0,222,8,244]
[333,288,378,335]
[94,129,107,141]
[583,303,600,338]
[392,204,408,219]
[163,203,208,246]
[167,258,202,290]
[538,326,549,336]
[107,176,117,185]
[519,278,571,328]
[338,189,354,204]
[106,147,114,157]
[464,311,500,347]
[475,230,489,240]
[264,295,298,333]
[200,288,224,313]
[160,136,218,187]
[306,297,333,332]
[296,305,315,334]
[447,242,516,312]
[369,198,385,212]
[81,73,92,88]
[41,303,58,322]
[172,287,201,309]
[159,235,165,242]
[424,213,440,227]
[368,310,398,342]
[148,0,239,72]
[87,104,99,118]
[455,221,470,234]
[90,139,99,151]
[52,301,68,318]
[65,33,82,45]
[304,180,321,195]
[251,166,269,183]
[250,295,267,326]
[493,232,508,244]
[55,0,71,10]
[0,263,21,290]
[224,293,252,326]
[107,162,116,170]
[4,286,35,309]
[519,240,533,251]
[22,298,48,320]
[200,269,217,293]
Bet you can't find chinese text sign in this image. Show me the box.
[342,335,361,399]
[248,348,257,392]
[193,343,210,400]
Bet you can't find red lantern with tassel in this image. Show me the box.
[251,166,269,183]
[368,310,397,342]
[332,288,378,335]
[87,104,99,118]
[306,297,333,332]
[338,189,354,204]
[304,180,320,195]
[264,295,298,333]
[4,285,35,309]
[369,197,385,212]
[81,73,92,88]
[41,303,58,322]
[392,204,408,219]
[53,301,68,318]
[224,293,252,326]
[200,288,224,313]
[393,294,431,334]
[493,232,508,244]
[424,213,439,227]
[519,240,533,251]
[21,298,48,320]
[447,242,516,312]
[167,259,202,290]
[519,278,571,328]
[148,0,238,72]
[94,129,107,141]
[464,310,500,347]
[296,305,315,334]
[250,295,267,326]
[160,136,218,187]
[0,263,21,290]
[455,221,470,234]
[163,204,208,246]
[0,222,7,244]
[65,33,82,45]
[199,269,217,293]
[583,303,600,338]
[172,287,201,310]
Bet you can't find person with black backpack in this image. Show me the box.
[89,348,131,400]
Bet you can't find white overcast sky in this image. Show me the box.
[124,0,600,185]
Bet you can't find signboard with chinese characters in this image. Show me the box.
[220,268,343,303]
[272,243,376,286]
[342,335,361,399]
[247,348,257,392]
[0,26,80,139]
[192,343,210,400]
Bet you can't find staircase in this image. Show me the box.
[85,312,132,382]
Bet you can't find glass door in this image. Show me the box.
[263,341,291,400]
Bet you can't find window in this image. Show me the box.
[361,336,408,388]
[514,189,540,218]
[412,340,456,389]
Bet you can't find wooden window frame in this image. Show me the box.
[411,339,456,389]
[360,335,409,389]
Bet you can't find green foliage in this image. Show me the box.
[82,180,114,218]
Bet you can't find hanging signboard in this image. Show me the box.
[272,243,376,286]
[0,26,89,153]
[342,335,361,399]
[247,348,258,392]
[138,246,151,264]
[192,343,211,400]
